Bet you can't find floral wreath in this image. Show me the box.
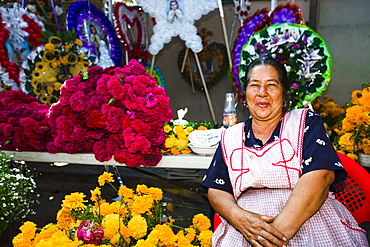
[114,2,146,53]
[232,2,303,102]
[67,1,122,66]
[239,22,332,109]
[22,30,95,105]
[0,3,44,91]
[135,0,218,55]
[177,42,229,91]
[233,0,253,22]
[145,61,166,89]
[177,28,229,91]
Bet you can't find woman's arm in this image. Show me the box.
[271,169,335,239]
[208,188,288,247]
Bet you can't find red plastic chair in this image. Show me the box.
[334,152,370,224]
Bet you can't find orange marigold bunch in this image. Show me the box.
[334,83,370,160]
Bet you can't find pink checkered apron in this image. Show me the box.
[213,109,368,246]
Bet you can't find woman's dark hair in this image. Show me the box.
[244,58,289,100]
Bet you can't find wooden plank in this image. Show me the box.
[1,151,213,169]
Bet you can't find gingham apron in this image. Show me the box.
[213,109,368,247]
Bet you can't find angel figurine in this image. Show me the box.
[173,108,189,125]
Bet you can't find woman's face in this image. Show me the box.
[245,64,285,122]
[170,2,178,10]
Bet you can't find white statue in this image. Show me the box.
[173,108,189,125]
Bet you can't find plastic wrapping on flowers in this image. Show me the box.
[46,59,173,167]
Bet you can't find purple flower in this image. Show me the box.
[77,220,104,245]
[291,83,298,89]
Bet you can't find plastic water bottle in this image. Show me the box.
[223,93,237,127]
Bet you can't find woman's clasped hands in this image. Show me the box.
[232,210,288,247]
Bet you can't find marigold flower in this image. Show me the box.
[131,195,154,215]
[197,229,213,247]
[192,214,211,232]
[45,43,55,51]
[136,184,149,194]
[128,215,148,239]
[118,186,134,199]
[61,192,87,210]
[90,187,101,202]
[98,171,115,186]
[74,39,83,46]
[147,187,163,201]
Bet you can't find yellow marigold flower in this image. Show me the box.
[118,185,134,199]
[47,85,54,94]
[102,214,124,239]
[19,221,37,240]
[147,187,163,201]
[51,60,60,68]
[146,224,176,246]
[184,227,196,242]
[346,153,358,161]
[12,234,32,247]
[170,147,181,155]
[45,43,55,51]
[177,132,187,140]
[99,202,117,217]
[60,55,69,65]
[34,224,60,244]
[176,139,188,149]
[181,148,192,154]
[128,215,147,240]
[62,192,87,210]
[54,82,63,91]
[351,89,362,105]
[338,132,356,153]
[197,126,208,130]
[340,118,356,132]
[64,45,71,52]
[56,208,76,230]
[136,184,148,194]
[197,229,213,247]
[164,124,172,133]
[165,137,177,149]
[131,195,154,215]
[74,38,83,46]
[185,126,194,133]
[90,187,101,202]
[133,239,157,247]
[176,230,194,247]
[192,214,211,232]
[346,105,367,126]
[98,171,115,186]
[174,125,185,133]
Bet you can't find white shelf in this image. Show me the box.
[1,151,213,169]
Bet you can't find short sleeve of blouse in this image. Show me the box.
[200,145,233,194]
[302,111,347,190]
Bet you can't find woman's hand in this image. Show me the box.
[208,188,288,247]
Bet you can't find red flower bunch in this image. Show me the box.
[0,90,51,151]
[47,59,173,167]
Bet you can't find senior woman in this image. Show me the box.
[201,58,368,246]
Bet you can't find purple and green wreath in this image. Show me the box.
[66,1,122,66]
[239,22,332,109]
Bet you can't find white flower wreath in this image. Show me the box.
[135,0,218,55]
